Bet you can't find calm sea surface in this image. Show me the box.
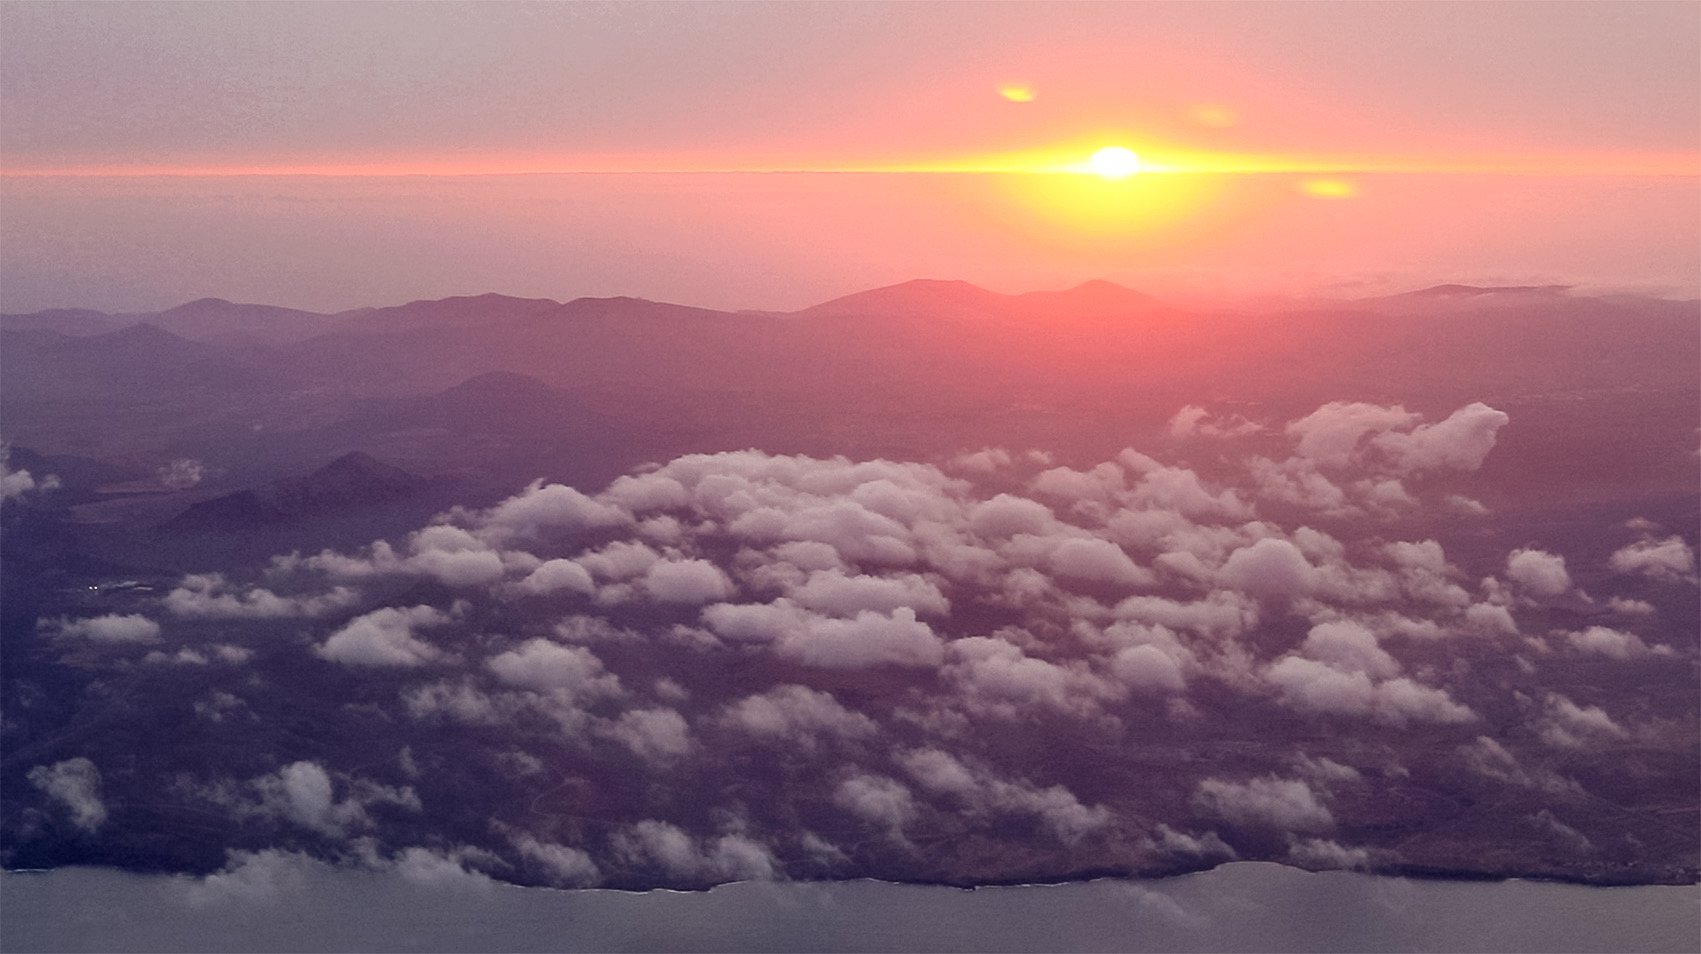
[3,861,1696,953]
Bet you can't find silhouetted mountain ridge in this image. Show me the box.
[160,452,431,534]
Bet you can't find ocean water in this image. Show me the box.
[3,861,1696,953]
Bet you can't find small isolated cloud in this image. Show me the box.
[1288,837,1371,870]
[315,605,449,667]
[719,684,877,749]
[1505,548,1570,597]
[1609,536,1697,583]
[157,458,206,490]
[599,707,693,763]
[1286,401,1507,475]
[1561,625,1668,660]
[1194,776,1333,832]
[52,614,161,643]
[511,834,602,887]
[487,639,622,700]
[166,573,360,619]
[834,774,917,834]
[392,847,496,890]
[1537,693,1629,749]
[1149,823,1237,861]
[28,757,107,831]
[1168,405,1262,439]
[611,821,778,882]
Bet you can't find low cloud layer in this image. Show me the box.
[14,401,1696,889]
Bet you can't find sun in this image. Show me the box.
[1088,146,1140,180]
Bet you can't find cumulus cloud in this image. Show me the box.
[834,774,917,835]
[28,758,107,831]
[1561,625,1668,660]
[1609,536,1697,583]
[315,605,450,667]
[245,761,421,837]
[165,573,360,619]
[1194,776,1332,832]
[1,462,59,501]
[1505,548,1570,597]
[84,398,1696,888]
[643,559,735,603]
[510,834,602,887]
[52,614,161,643]
[599,707,693,762]
[1286,402,1506,475]
[157,458,206,490]
[184,849,319,906]
[487,639,622,700]
[719,685,877,749]
[897,748,1109,843]
[1168,405,1263,439]
[611,821,778,882]
[1536,693,1629,749]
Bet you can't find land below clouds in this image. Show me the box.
[1,279,1696,891]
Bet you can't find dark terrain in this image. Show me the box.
[2,281,1695,889]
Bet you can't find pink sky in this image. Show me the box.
[1,2,1696,312]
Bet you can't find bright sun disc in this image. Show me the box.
[1089,147,1140,179]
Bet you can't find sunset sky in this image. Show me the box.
[2,1,1697,312]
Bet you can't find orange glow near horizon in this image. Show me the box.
[1301,179,1359,199]
[3,144,1696,180]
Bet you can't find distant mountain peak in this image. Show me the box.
[1388,283,1574,300]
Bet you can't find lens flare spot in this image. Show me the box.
[1188,104,1239,128]
[999,85,1036,103]
[1089,147,1140,180]
[1301,179,1358,199]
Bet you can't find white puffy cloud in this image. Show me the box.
[643,559,735,604]
[786,568,949,616]
[1220,539,1315,597]
[946,637,1118,716]
[28,758,107,831]
[611,821,779,882]
[600,707,692,762]
[718,685,877,748]
[245,761,420,837]
[1287,837,1371,870]
[1609,536,1697,583]
[1048,537,1153,587]
[1562,625,1667,660]
[478,480,632,541]
[704,603,945,669]
[1168,406,1263,439]
[1371,403,1509,473]
[1284,401,1507,477]
[52,613,161,643]
[1,461,59,500]
[1505,548,1570,597]
[1536,693,1629,749]
[510,834,602,887]
[1299,621,1400,679]
[515,558,597,596]
[1193,776,1333,832]
[897,748,1109,844]
[833,774,917,833]
[165,573,360,619]
[391,847,496,890]
[487,639,622,700]
[1264,656,1474,727]
[1149,824,1236,861]
[315,605,449,667]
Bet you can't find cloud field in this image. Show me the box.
[20,400,1698,888]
